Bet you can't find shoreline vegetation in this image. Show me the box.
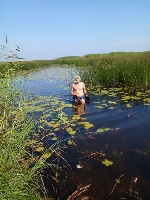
[1,51,150,90]
[0,51,150,199]
[0,69,42,199]
[0,61,56,199]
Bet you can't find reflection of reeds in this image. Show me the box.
[67,184,91,200]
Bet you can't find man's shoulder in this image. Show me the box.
[80,82,85,85]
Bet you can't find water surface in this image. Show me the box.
[19,67,150,200]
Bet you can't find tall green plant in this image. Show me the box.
[0,42,48,200]
[50,53,150,89]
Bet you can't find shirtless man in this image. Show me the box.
[71,76,87,104]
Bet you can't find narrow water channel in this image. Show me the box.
[18,67,150,200]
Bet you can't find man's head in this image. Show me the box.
[75,75,81,83]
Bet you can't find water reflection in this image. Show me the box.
[17,66,150,200]
[72,102,86,115]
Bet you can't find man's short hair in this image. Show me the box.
[75,75,81,80]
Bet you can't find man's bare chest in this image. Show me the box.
[73,83,83,90]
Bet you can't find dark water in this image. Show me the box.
[19,67,150,200]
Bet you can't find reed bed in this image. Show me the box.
[0,60,53,74]
[0,64,58,199]
[0,68,42,199]
[52,52,150,90]
[1,52,150,89]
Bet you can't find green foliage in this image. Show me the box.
[91,87,150,110]
[0,43,47,199]
[1,43,149,199]
[0,120,43,200]
[50,52,150,90]
[1,51,150,90]
[0,72,43,199]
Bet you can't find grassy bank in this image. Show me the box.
[0,70,38,199]
[0,60,54,74]
[0,66,56,199]
[1,51,150,89]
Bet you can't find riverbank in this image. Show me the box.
[9,66,150,200]
[1,64,150,199]
[0,66,56,200]
[1,51,150,90]
[53,51,150,90]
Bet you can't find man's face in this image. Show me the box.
[76,77,80,83]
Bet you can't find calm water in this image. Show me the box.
[19,67,150,200]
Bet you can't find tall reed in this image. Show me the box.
[1,52,149,90]
[0,43,53,199]
[51,52,150,90]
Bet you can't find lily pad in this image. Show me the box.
[72,115,81,120]
[41,152,51,159]
[95,105,104,109]
[64,103,72,107]
[66,127,76,135]
[35,146,44,152]
[101,90,109,95]
[52,137,57,141]
[108,107,115,110]
[84,122,94,129]
[104,128,110,131]
[68,140,73,145]
[102,159,113,166]
[126,104,132,108]
[108,101,117,105]
[96,128,105,133]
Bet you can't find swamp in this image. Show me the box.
[0,52,150,200]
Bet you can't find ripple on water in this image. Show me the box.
[18,67,150,200]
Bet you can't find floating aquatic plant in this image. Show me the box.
[52,137,58,141]
[126,104,132,108]
[102,159,113,167]
[35,146,44,152]
[68,140,73,145]
[66,127,76,135]
[41,152,51,159]
[96,128,110,133]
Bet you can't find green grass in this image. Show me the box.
[0,70,40,199]
[51,51,150,90]
[0,65,55,199]
[0,49,149,199]
[0,60,54,74]
[0,119,42,200]
[1,51,150,89]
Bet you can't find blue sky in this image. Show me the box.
[1,0,150,60]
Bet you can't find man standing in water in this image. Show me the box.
[71,75,87,104]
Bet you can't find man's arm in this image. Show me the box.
[83,83,87,95]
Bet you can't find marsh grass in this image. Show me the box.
[1,47,149,199]
[1,52,149,90]
[0,65,46,199]
[0,43,55,199]
[0,59,58,74]
[52,52,150,90]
